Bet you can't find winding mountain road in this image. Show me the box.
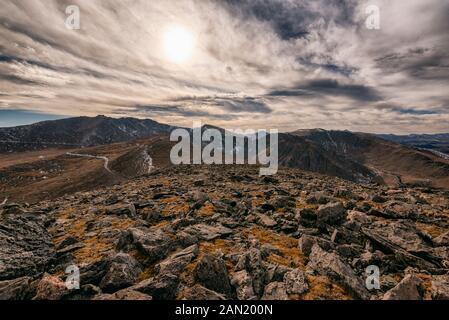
[66,152,112,173]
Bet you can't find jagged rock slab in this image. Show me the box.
[0,214,55,281]
[183,224,233,241]
[382,274,423,300]
[181,285,226,300]
[0,277,33,300]
[431,275,449,300]
[307,244,370,300]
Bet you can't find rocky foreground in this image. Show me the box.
[1,165,449,300]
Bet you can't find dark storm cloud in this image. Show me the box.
[174,96,272,114]
[375,104,441,116]
[375,48,449,80]
[266,89,312,97]
[219,0,357,40]
[123,105,237,120]
[0,74,42,85]
[268,79,381,102]
[0,54,116,81]
[297,58,357,77]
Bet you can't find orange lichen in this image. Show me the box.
[138,266,156,282]
[416,274,433,300]
[197,202,216,217]
[159,196,180,204]
[160,196,190,217]
[51,213,136,264]
[199,239,234,258]
[243,227,306,269]
[416,222,446,238]
[302,275,352,300]
[181,260,198,287]
[52,218,87,246]
[250,191,265,208]
[73,235,113,264]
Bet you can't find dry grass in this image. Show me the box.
[243,227,306,269]
[302,275,352,300]
[73,236,113,264]
[51,210,135,264]
[416,222,447,238]
[250,190,265,208]
[196,202,216,217]
[160,196,190,217]
[52,216,87,246]
[137,266,156,282]
[199,239,234,258]
[0,148,74,169]
[416,274,433,300]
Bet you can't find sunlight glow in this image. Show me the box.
[163,26,195,64]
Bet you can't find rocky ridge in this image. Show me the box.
[1,165,449,300]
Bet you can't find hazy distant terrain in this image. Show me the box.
[379,134,449,155]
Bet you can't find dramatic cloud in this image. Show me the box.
[0,0,448,133]
[268,79,381,102]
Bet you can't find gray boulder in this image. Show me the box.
[283,269,309,295]
[307,244,370,300]
[120,228,173,263]
[257,214,277,228]
[183,224,233,241]
[382,274,422,300]
[181,284,226,300]
[298,234,335,257]
[261,282,288,300]
[0,276,33,300]
[132,273,179,300]
[367,221,427,252]
[155,245,198,275]
[231,270,257,300]
[99,253,142,293]
[195,253,232,296]
[104,203,136,217]
[235,248,267,297]
[316,202,347,227]
[431,275,449,300]
[433,232,449,247]
[0,213,55,281]
[94,288,152,300]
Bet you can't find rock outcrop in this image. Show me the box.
[1,165,448,300]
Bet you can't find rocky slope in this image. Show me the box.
[1,165,448,300]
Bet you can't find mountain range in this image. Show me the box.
[379,133,449,155]
[1,116,448,203]
[0,115,173,153]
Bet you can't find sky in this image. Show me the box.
[0,0,448,133]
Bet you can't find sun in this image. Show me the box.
[163,26,195,64]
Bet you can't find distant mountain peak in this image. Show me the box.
[0,116,173,153]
